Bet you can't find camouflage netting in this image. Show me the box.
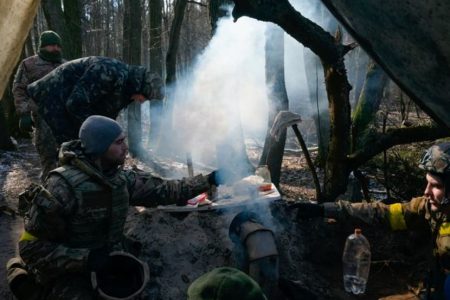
[0,0,40,99]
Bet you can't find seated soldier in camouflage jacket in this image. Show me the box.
[12,115,220,299]
[295,142,450,299]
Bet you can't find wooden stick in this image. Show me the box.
[291,124,322,202]
[186,152,194,177]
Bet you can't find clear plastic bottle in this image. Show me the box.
[342,228,371,295]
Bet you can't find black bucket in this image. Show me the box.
[91,251,149,300]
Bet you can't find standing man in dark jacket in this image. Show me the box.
[13,30,66,180]
[295,142,450,299]
[27,56,164,155]
[10,115,219,299]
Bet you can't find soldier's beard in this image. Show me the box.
[428,196,450,213]
[38,48,62,63]
[439,197,450,213]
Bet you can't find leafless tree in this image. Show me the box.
[259,25,289,188]
[123,0,143,157]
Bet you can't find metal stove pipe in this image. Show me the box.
[229,211,279,298]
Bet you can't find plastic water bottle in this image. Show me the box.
[342,228,371,295]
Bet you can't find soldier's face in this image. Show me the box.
[424,173,446,212]
[101,133,128,168]
[43,44,61,53]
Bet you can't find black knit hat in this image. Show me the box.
[39,31,62,48]
[79,115,123,156]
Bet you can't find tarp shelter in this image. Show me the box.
[0,0,40,99]
[321,0,450,129]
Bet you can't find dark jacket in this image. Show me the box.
[13,55,65,115]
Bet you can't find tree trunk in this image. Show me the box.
[303,48,329,166]
[322,61,352,201]
[301,3,336,167]
[350,47,370,107]
[209,0,233,34]
[123,0,142,157]
[149,0,164,148]
[41,0,82,60]
[62,0,82,59]
[259,25,289,188]
[25,32,35,57]
[351,61,388,151]
[157,0,188,155]
[166,0,188,85]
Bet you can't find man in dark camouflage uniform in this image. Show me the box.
[10,115,220,299]
[13,31,66,181]
[296,142,450,299]
[27,56,164,147]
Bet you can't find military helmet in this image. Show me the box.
[419,142,450,175]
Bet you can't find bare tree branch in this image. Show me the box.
[348,125,450,168]
[342,42,358,56]
[232,0,341,65]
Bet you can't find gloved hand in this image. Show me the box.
[207,169,229,186]
[207,170,219,186]
[87,247,112,272]
[292,202,324,220]
[19,115,33,132]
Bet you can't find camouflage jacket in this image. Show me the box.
[325,197,450,266]
[13,55,65,115]
[27,56,147,144]
[19,140,211,283]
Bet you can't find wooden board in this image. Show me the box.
[154,184,281,213]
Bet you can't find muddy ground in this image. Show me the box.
[0,138,429,299]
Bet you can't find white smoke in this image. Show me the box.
[144,1,343,170]
[155,14,269,169]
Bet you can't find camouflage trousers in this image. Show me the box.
[31,112,58,182]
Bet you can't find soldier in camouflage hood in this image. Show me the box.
[12,116,219,299]
[27,56,164,146]
[13,30,66,181]
[295,142,450,299]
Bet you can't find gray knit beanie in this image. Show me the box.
[79,115,123,156]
